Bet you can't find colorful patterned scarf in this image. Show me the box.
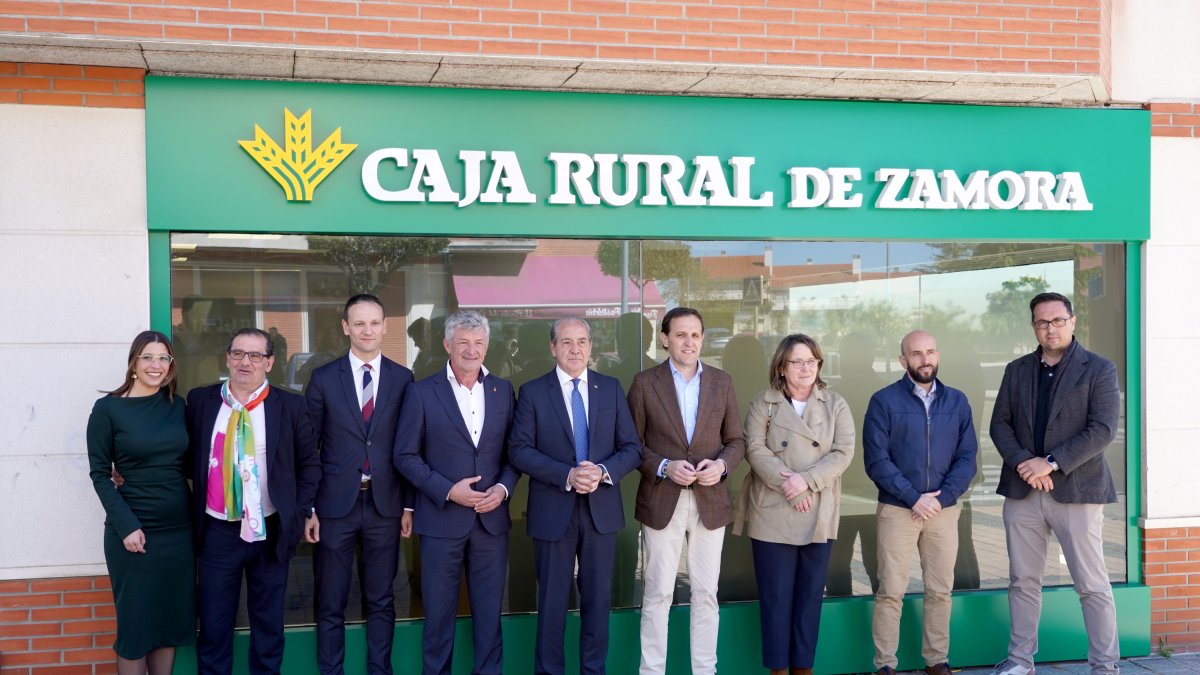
[220,381,270,543]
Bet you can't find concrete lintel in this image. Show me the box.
[0,34,1114,104]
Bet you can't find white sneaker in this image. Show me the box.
[991,659,1034,675]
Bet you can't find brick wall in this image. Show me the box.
[1144,527,1200,655]
[1149,101,1200,139]
[0,576,118,675]
[0,62,144,108]
[1,0,1104,72]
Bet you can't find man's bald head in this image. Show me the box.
[899,330,940,388]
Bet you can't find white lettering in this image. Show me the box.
[728,157,773,207]
[875,168,909,209]
[787,168,831,208]
[458,150,486,207]
[905,169,951,209]
[548,152,599,205]
[985,170,1024,209]
[685,156,730,206]
[1054,171,1093,211]
[826,167,862,208]
[362,148,412,202]
[596,154,639,207]
[1020,171,1058,211]
[939,169,989,209]
[482,151,536,204]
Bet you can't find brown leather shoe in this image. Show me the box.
[769,670,787,675]
[927,663,954,675]
[792,669,814,675]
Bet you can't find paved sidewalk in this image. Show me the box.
[951,655,1200,675]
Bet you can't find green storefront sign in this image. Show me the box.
[146,76,1150,675]
[147,76,1147,242]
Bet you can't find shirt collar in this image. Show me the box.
[556,366,588,387]
[668,358,703,382]
[1036,337,1078,368]
[445,361,489,386]
[348,351,381,373]
[904,373,937,398]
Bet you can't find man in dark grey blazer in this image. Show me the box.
[988,292,1121,675]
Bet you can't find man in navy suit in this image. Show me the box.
[393,310,519,675]
[305,294,416,675]
[187,327,320,675]
[509,317,643,675]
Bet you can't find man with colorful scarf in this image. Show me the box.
[186,327,320,675]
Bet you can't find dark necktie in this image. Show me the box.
[571,378,589,463]
[362,364,374,475]
[361,364,375,422]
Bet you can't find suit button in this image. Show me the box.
[812,441,819,447]
[782,441,788,447]
[367,440,372,446]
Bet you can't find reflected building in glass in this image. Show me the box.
[168,235,1127,628]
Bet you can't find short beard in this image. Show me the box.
[907,363,938,385]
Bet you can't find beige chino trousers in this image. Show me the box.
[872,502,961,670]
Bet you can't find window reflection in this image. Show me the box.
[169,235,1126,627]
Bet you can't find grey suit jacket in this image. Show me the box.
[989,339,1120,504]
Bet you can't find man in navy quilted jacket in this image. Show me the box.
[864,330,978,675]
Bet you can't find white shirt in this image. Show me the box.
[790,399,807,416]
[207,388,275,520]
[556,366,589,430]
[446,361,488,447]
[443,362,508,500]
[349,351,382,409]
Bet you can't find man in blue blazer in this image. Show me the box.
[186,327,320,675]
[393,310,519,675]
[305,294,415,675]
[509,317,644,675]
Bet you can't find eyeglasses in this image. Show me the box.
[786,358,820,369]
[1032,317,1071,330]
[228,349,269,363]
[138,354,174,364]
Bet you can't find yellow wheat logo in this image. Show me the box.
[239,109,357,202]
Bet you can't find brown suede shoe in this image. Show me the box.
[792,668,814,675]
[927,663,955,675]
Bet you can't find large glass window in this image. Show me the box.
[169,235,1127,626]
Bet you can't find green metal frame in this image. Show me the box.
[145,77,1152,674]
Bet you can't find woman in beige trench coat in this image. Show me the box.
[735,333,856,675]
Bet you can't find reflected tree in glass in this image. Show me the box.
[307,235,448,294]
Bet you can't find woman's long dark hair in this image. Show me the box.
[768,333,826,394]
[105,331,177,401]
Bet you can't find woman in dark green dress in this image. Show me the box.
[87,331,195,675]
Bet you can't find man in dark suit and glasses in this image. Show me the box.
[509,317,643,675]
[989,292,1121,675]
[187,327,320,675]
[393,310,519,675]
[305,294,415,675]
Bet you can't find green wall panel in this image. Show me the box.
[146,77,1149,241]
[172,585,1149,674]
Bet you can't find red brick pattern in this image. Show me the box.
[1144,527,1200,654]
[1,0,1103,72]
[1148,102,1200,138]
[0,62,144,108]
[0,576,119,675]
